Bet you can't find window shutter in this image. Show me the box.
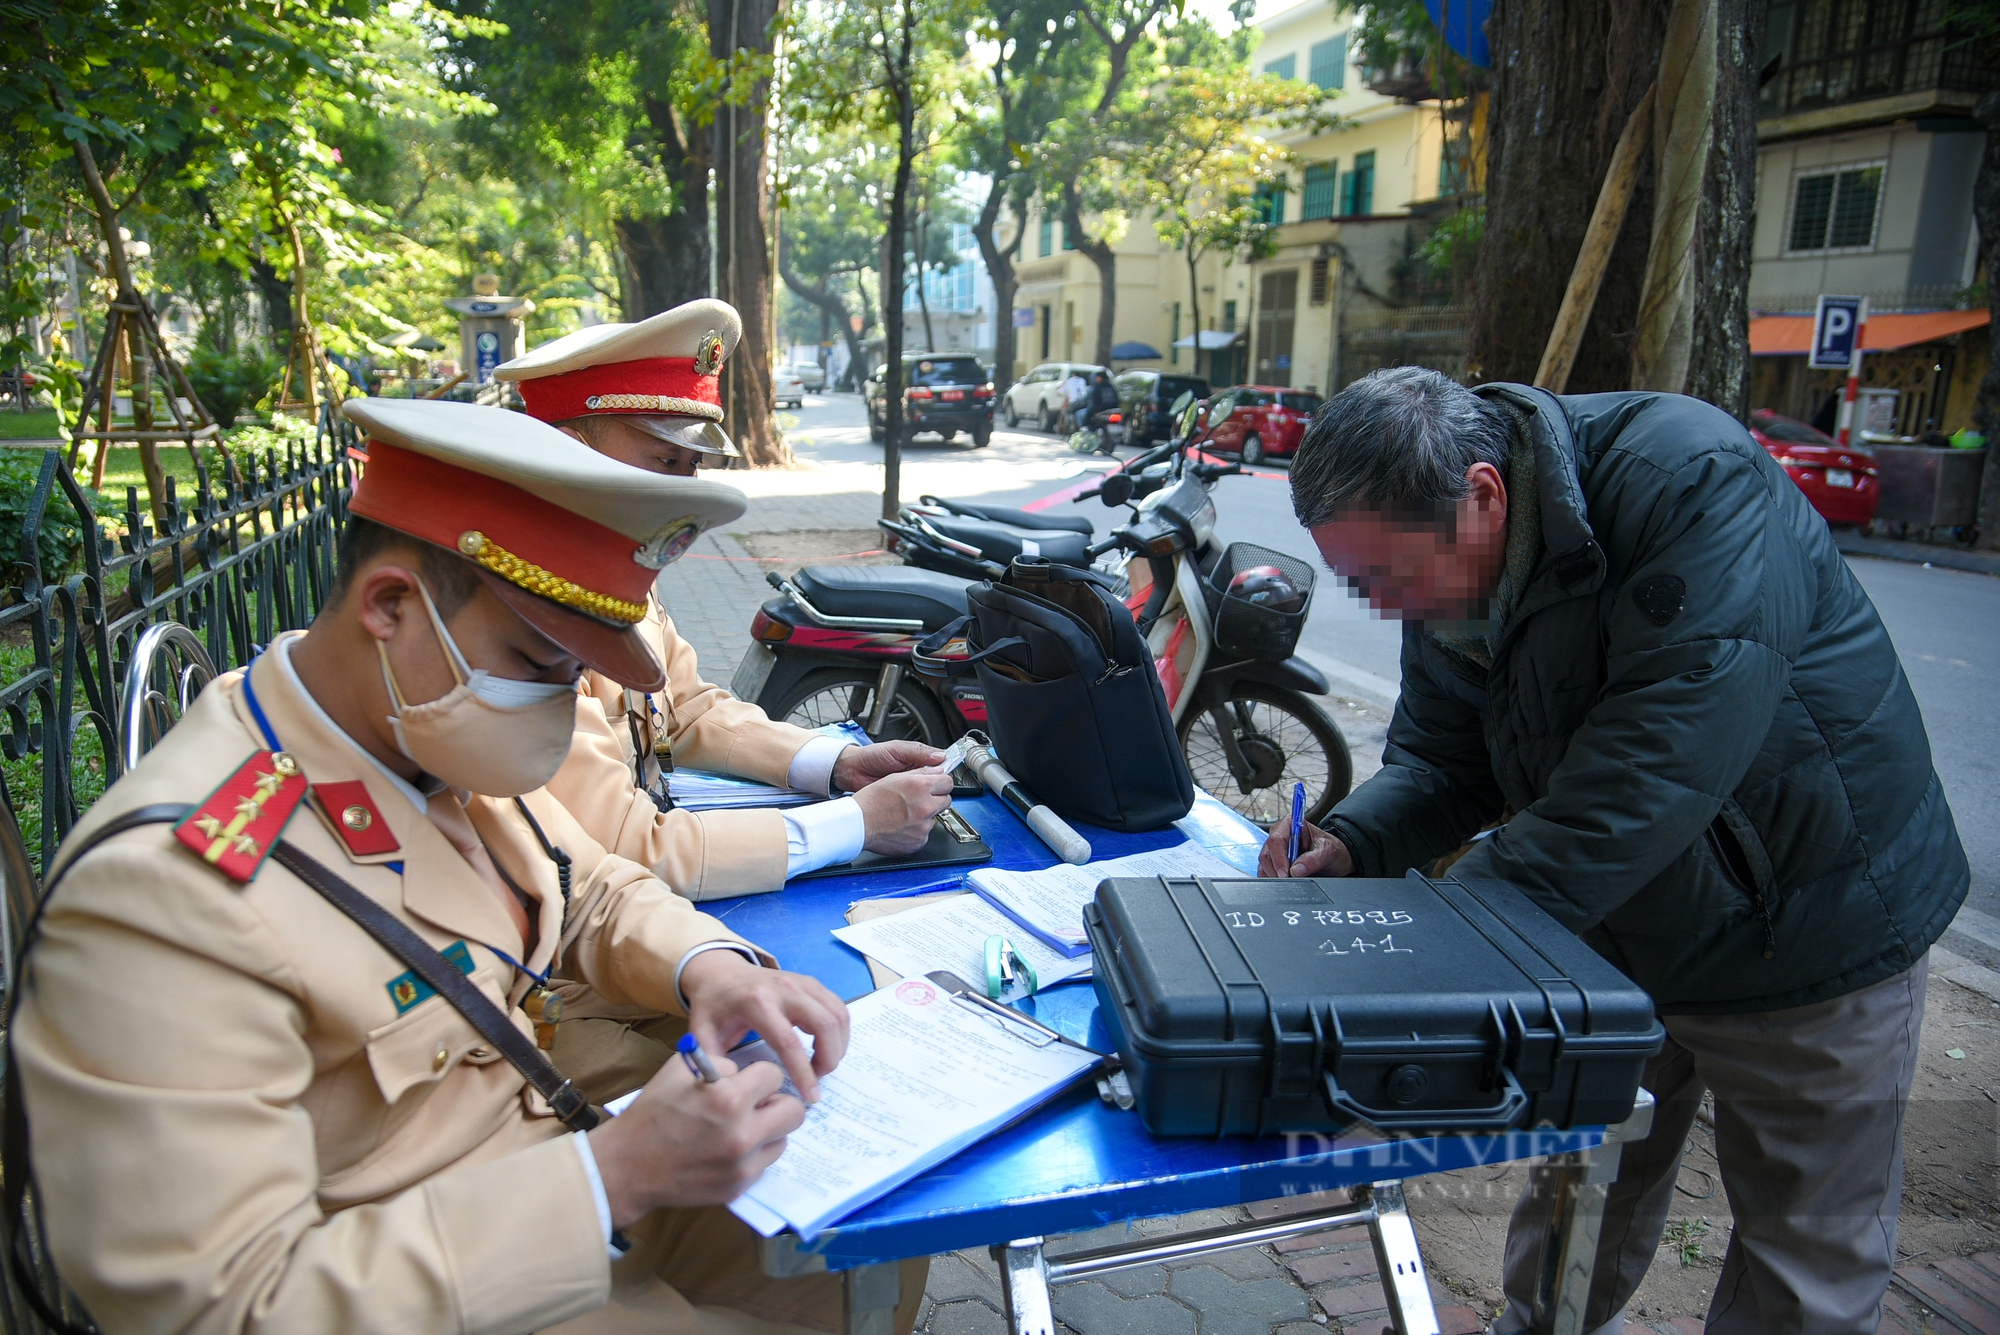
[1310,35,1347,89]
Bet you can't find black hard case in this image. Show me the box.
[1085,873,1664,1137]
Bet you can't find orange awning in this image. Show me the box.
[1749,309,1991,356]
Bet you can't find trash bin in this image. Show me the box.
[1872,445,1987,538]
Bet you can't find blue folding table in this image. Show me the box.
[704,793,1655,1335]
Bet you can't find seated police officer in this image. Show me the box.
[1262,368,1966,1334]
[493,302,952,905]
[14,399,920,1334]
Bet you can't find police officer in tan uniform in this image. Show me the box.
[496,301,953,905]
[13,399,924,1334]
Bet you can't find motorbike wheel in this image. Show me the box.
[771,668,954,748]
[1177,680,1351,829]
[1241,433,1265,465]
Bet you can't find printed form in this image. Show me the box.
[832,892,1093,987]
[968,843,1242,955]
[732,978,1098,1239]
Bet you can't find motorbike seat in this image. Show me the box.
[792,565,971,631]
[925,515,1091,567]
[924,498,1093,535]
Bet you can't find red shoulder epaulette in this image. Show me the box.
[172,750,309,883]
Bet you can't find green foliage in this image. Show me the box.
[1662,1218,1711,1268]
[184,343,281,429]
[1416,206,1484,282]
[0,453,110,585]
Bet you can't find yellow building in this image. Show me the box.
[1006,206,1230,386]
[1240,0,1480,396]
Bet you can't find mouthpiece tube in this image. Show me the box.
[964,739,1092,865]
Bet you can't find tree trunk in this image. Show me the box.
[1680,0,1761,418]
[974,176,1021,388]
[249,255,293,349]
[881,22,916,519]
[615,93,712,320]
[1473,0,1670,391]
[1063,183,1117,368]
[711,0,789,467]
[1974,90,2000,550]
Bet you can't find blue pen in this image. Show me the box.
[677,1033,721,1083]
[1287,780,1306,868]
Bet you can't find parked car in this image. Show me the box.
[1200,386,1323,464]
[772,365,806,410]
[1113,369,1211,447]
[999,361,1107,432]
[793,361,826,391]
[1749,409,1879,527]
[865,353,995,446]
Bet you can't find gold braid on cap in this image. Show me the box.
[456,531,648,625]
[582,394,724,422]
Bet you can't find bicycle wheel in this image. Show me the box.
[770,668,953,747]
[1177,680,1352,829]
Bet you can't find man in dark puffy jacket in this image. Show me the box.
[1263,367,1966,1334]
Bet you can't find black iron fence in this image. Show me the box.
[0,407,359,890]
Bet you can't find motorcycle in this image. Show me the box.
[1066,408,1125,457]
[728,397,1353,827]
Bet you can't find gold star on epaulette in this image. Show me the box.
[193,815,224,840]
[252,770,285,800]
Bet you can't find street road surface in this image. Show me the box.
[781,392,1997,917]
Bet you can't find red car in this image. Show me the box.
[1200,386,1323,465]
[1749,409,1879,527]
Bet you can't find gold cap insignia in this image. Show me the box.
[694,330,724,377]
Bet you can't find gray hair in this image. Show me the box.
[1290,367,1512,527]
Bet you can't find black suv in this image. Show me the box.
[865,354,995,446]
[1114,369,1211,447]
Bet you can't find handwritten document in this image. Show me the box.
[968,843,1241,956]
[732,978,1099,1239]
[832,893,1093,988]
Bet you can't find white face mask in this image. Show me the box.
[377,581,578,797]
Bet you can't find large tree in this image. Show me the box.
[447,0,712,318]
[1471,0,1760,416]
[790,0,967,517]
[778,129,891,389]
[712,0,788,466]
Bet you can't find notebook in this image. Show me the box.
[666,721,872,811]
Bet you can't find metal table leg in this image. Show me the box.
[1369,1180,1441,1334]
[991,1189,1432,1334]
[759,1236,902,1335]
[1528,1090,1657,1335]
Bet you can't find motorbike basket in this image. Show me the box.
[1206,542,1315,661]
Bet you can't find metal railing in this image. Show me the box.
[0,405,358,887]
[1761,0,1999,119]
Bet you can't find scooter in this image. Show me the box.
[729,399,1353,826]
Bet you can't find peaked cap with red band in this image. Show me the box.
[340,398,746,692]
[493,297,741,430]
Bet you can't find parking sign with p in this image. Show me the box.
[1811,295,1864,369]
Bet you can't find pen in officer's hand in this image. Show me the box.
[677,1033,720,1083]
[1288,781,1306,868]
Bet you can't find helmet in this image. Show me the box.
[1228,565,1303,614]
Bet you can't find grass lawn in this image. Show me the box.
[0,408,64,439]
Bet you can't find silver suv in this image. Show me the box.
[1000,361,1107,432]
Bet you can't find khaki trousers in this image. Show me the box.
[1499,955,1928,1335]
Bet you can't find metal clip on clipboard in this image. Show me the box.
[922,971,1135,1110]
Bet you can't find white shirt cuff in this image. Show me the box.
[786,736,854,798]
[673,939,764,1010]
[781,796,868,878]
[570,1131,628,1259]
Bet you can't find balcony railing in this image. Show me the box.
[1760,0,1998,120]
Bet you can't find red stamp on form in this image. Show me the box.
[894,980,937,1006]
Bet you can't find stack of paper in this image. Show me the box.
[832,893,1094,989]
[968,843,1241,957]
[731,979,1099,1239]
[666,720,872,812]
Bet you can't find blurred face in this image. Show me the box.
[1307,462,1509,620]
